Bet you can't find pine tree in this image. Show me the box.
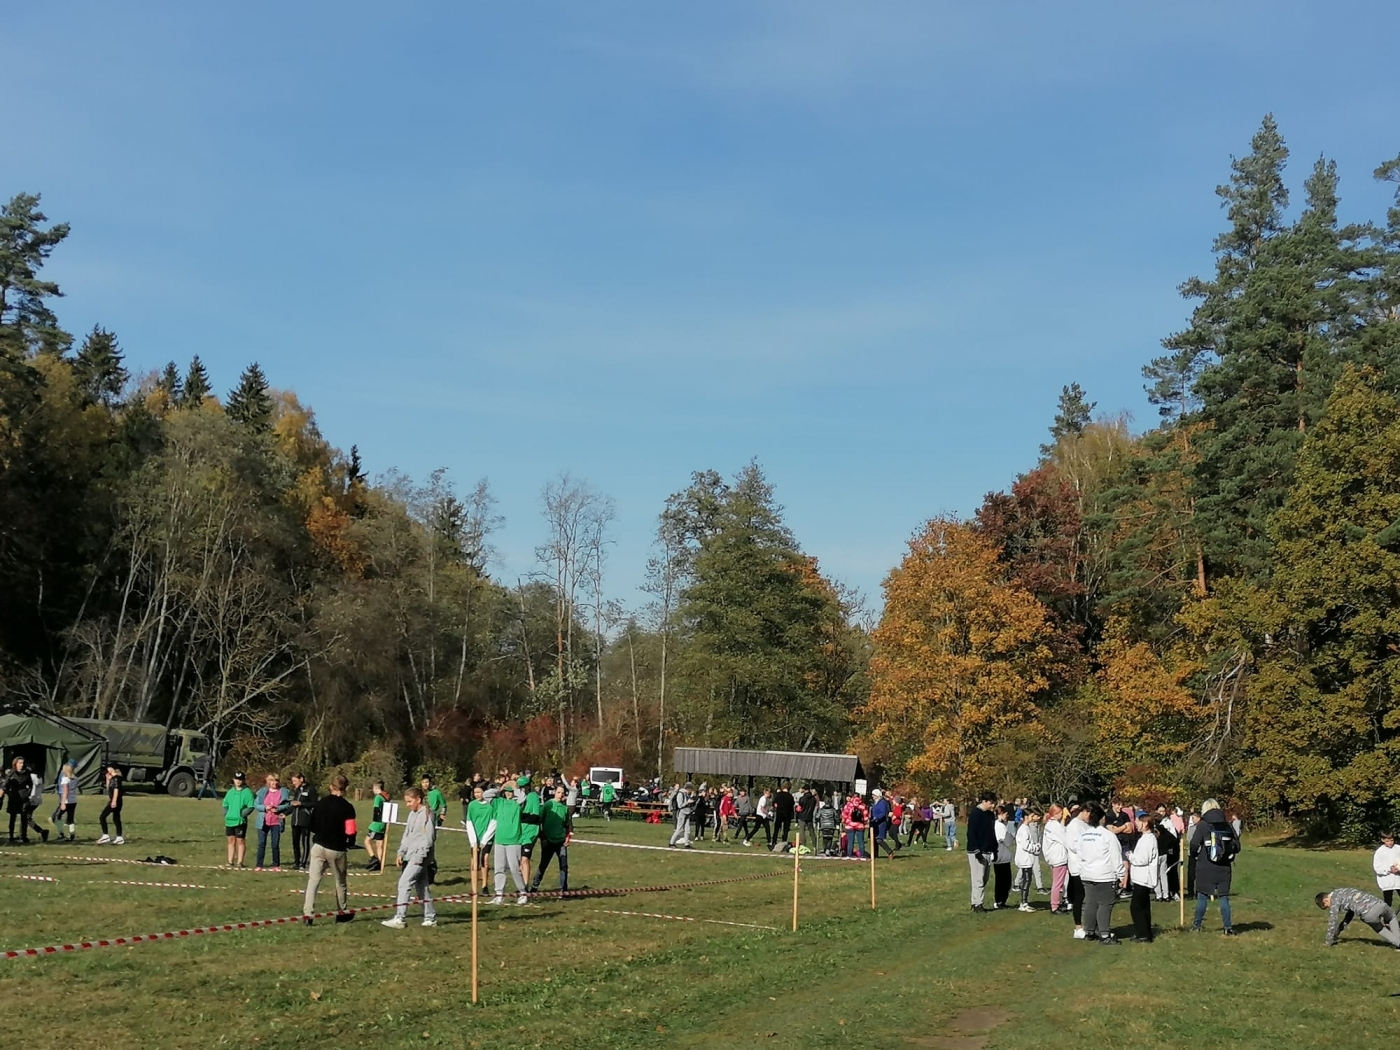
[157,361,182,401]
[226,362,273,431]
[1040,383,1095,456]
[180,355,211,407]
[72,325,128,407]
[0,192,71,358]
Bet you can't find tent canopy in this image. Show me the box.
[0,706,108,793]
[672,747,863,786]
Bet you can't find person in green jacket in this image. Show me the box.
[463,784,495,891]
[222,772,256,868]
[600,780,616,822]
[531,784,573,893]
[518,775,542,889]
[420,775,446,826]
[490,783,528,905]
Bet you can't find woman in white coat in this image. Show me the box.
[1374,832,1400,906]
[1042,804,1070,914]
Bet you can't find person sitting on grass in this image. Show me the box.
[1318,887,1400,948]
[381,786,437,930]
[222,771,255,867]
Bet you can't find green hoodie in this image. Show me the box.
[520,790,542,845]
[491,794,523,846]
[222,785,255,828]
[541,798,572,844]
[466,798,494,847]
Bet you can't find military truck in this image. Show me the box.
[69,718,212,797]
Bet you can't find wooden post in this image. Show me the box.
[381,818,397,879]
[792,837,800,932]
[1179,853,1186,928]
[471,857,480,1005]
[869,824,876,910]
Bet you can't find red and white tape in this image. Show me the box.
[86,881,211,889]
[569,838,859,862]
[2,869,788,960]
[10,875,57,883]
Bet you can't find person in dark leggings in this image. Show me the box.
[97,766,124,844]
[5,758,31,843]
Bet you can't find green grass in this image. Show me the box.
[0,798,1396,1049]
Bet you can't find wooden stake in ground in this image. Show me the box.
[471,851,480,1005]
[1179,852,1186,928]
[792,838,800,932]
[380,801,400,879]
[869,825,877,910]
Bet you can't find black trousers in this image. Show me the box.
[1386,889,1395,907]
[532,839,569,891]
[747,817,772,844]
[99,804,123,836]
[1186,857,1197,898]
[293,825,312,867]
[993,863,1012,906]
[1069,873,1085,923]
[772,817,792,845]
[1130,884,1153,939]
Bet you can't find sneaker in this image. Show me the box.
[39,829,49,843]
[1223,928,1238,937]
[1018,904,1034,912]
[380,917,406,929]
[302,916,313,927]
[95,834,110,845]
[1099,934,1121,945]
[1131,936,1153,943]
[971,904,987,913]
[1073,928,1086,939]
[334,911,355,924]
[1189,925,1203,933]
[490,895,504,905]
[421,919,437,928]
[516,894,529,906]
[113,836,124,845]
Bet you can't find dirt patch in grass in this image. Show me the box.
[949,1007,1012,1033]
[906,1036,989,1050]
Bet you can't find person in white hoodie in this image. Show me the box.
[1128,813,1159,942]
[993,806,1015,909]
[381,786,438,929]
[1077,803,1125,945]
[1065,804,1089,936]
[1374,832,1400,906]
[1042,805,1070,914]
[1014,809,1043,912]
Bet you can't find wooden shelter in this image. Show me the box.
[671,747,864,790]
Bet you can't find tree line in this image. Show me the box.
[857,116,1400,840]
[0,200,865,787]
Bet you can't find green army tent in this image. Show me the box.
[0,705,107,793]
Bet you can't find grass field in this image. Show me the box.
[0,797,1396,1049]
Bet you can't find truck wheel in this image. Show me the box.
[166,771,196,798]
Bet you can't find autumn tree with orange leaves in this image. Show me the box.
[857,518,1054,792]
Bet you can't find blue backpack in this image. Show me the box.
[1205,821,1240,865]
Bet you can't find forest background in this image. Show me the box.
[4,116,1400,840]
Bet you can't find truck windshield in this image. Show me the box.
[191,737,208,753]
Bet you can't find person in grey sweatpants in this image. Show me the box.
[669,782,695,848]
[1319,887,1400,947]
[494,843,527,899]
[382,787,437,928]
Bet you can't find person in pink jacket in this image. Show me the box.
[841,793,869,859]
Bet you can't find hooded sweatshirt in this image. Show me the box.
[1042,819,1069,867]
[396,806,437,864]
[1129,829,1159,887]
[1065,815,1087,877]
[491,793,523,846]
[465,798,497,850]
[1014,821,1041,869]
[1374,844,1400,892]
[1077,824,1125,884]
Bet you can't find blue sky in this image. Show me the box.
[7,2,1400,611]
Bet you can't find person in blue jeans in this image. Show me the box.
[1188,799,1238,935]
[255,773,293,870]
[944,800,958,850]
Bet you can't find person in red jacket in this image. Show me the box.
[841,793,869,859]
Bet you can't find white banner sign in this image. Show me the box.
[854,779,868,796]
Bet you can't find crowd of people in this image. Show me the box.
[5,757,125,846]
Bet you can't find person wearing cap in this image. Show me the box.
[222,772,256,868]
[517,775,542,889]
[490,777,529,905]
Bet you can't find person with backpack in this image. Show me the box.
[1317,886,1400,948]
[1189,798,1239,935]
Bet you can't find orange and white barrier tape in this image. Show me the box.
[594,909,778,931]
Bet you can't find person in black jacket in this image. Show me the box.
[5,758,32,844]
[302,774,357,927]
[772,781,796,851]
[966,791,999,912]
[288,773,318,871]
[1189,799,1238,935]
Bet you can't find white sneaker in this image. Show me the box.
[516,894,529,906]
[421,919,437,928]
[490,895,504,905]
[1073,928,1086,939]
[95,834,110,844]
[113,836,124,845]
[1018,904,1034,912]
[380,917,406,929]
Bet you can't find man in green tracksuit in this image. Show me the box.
[531,784,573,893]
[600,781,616,822]
[222,772,256,868]
[491,784,528,905]
[518,775,542,891]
